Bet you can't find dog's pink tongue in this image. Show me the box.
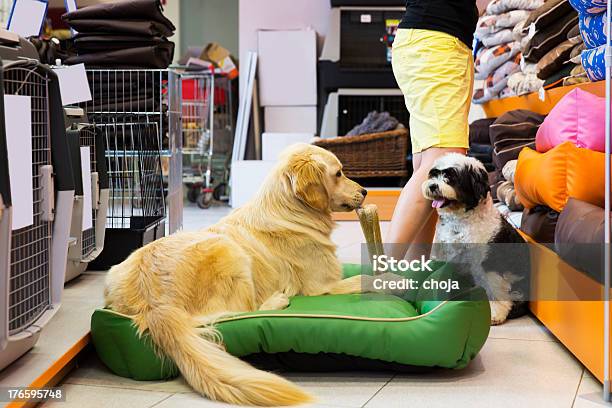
[432,199,445,209]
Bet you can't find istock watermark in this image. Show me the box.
[371,254,433,273]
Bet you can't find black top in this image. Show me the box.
[399,0,479,48]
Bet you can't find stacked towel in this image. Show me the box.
[62,0,175,69]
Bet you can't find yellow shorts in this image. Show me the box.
[392,29,474,154]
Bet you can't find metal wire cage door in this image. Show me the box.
[103,122,165,230]
[64,123,109,282]
[80,127,97,259]
[83,70,167,269]
[2,63,52,337]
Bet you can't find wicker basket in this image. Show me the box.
[313,128,409,178]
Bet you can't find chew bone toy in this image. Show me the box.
[356,204,385,259]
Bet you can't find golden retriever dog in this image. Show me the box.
[104,144,368,406]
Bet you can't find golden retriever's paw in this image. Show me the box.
[259,292,290,311]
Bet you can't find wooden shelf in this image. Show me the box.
[482,80,605,117]
[333,188,401,221]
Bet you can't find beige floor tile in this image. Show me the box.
[365,338,584,408]
[65,352,192,394]
[0,273,106,389]
[489,314,556,342]
[284,372,392,408]
[182,204,232,232]
[152,392,241,408]
[41,384,171,408]
[62,271,108,301]
[573,372,612,407]
[152,391,342,408]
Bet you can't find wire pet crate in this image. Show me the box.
[88,122,166,269]
[64,120,109,282]
[0,59,75,370]
[82,69,168,270]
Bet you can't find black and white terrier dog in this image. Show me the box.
[422,153,528,325]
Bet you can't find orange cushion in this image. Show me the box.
[515,142,604,212]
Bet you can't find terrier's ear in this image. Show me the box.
[461,166,490,211]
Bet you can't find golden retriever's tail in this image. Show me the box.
[137,306,314,406]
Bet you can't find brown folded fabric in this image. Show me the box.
[521,205,559,244]
[74,34,166,52]
[523,0,575,32]
[570,42,586,60]
[555,198,605,283]
[65,19,174,37]
[489,109,545,182]
[65,42,175,69]
[63,0,175,31]
[543,63,576,89]
[567,23,581,40]
[537,39,575,79]
[521,205,559,243]
[524,12,578,62]
[469,117,497,145]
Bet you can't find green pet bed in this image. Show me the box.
[91,262,491,381]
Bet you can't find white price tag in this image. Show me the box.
[4,95,33,230]
[52,64,92,106]
[527,23,536,40]
[538,87,546,101]
[361,14,372,23]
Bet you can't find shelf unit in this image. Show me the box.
[483,80,609,385]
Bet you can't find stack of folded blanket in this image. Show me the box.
[489,109,545,183]
[468,117,496,171]
[513,88,606,278]
[474,0,585,102]
[62,0,175,69]
[511,0,579,94]
[473,0,545,103]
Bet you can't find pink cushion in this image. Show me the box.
[535,88,605,153]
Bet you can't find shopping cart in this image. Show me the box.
[177,69,234,209]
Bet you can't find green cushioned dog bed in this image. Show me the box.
[91,262,491,381]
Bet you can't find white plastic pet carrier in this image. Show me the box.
[64,115,109,282]
[0,50,75,369]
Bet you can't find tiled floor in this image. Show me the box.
[44,204,612,408]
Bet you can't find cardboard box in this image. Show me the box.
[262,132,314,161]
[264,106,317,134]
[201,43,238,79]
[257,29,317,106]
[230,160,276,208]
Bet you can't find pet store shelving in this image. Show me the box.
[481,78,612,397]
